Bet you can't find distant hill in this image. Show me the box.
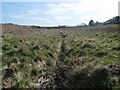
[2,16,120,27]
[104,16,120,24]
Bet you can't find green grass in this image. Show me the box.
[2,28,120,88]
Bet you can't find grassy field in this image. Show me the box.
[1,24,120,89]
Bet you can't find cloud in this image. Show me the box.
[2,0,80,2]
[45,0,118,16]
[10,15,26,19]
[26,9,42,16]
[53,16,71,21]
[5,0,119,26]
[9,9,42,18]
[43,0,119,25]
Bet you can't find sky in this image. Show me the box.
[2,0,120,26]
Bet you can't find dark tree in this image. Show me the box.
[89,20,94,26]
[95,21,99,25]
[114,16,120,24]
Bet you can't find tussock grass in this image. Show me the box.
[2,25,120,89]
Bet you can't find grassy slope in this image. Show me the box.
[1,24,120,89]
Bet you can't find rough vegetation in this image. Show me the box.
[1,24,120,89]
